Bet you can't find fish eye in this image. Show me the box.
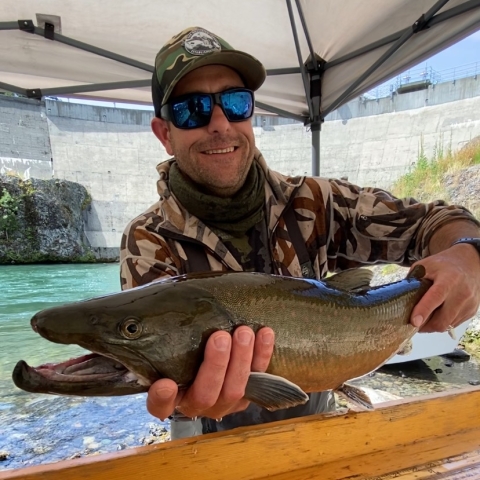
[119,318,143,339]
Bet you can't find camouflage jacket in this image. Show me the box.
[120,148,477,288]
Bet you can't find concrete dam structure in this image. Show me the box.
[1,75,479,257]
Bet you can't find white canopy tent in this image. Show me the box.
[1,0,480,174]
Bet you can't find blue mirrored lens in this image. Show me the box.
[221,91,253,121]
[172,95,212,128]
[169,89,253,129]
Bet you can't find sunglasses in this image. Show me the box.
[160,88,255,129]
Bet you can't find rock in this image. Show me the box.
[83,436,96,445]
[469,379,480,386]
[0,450,9,461]
[443,162,480,219]
[443,349,471,362]
[0,175,96,264]
[33,445,51,455]
[139,423,170,445]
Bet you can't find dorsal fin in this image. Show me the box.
[323,268,374,292]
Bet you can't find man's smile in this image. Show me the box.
[203,146,237,155]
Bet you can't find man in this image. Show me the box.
[120,26,480,438]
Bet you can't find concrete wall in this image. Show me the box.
[1,74,479,255]
[45,102,163,253]
[320,94,480,186]
[254,82,480,186]
[0,96,52,178]
[326,75,480,121]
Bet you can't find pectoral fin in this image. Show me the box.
[245,372,309,411]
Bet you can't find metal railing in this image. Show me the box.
[364,61,480,100]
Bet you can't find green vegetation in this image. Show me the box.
[0,179,37,242]
[0,188,20,240]
[392,136,479,198]
[74,249,97,263]
[391,136,480,219]
[460,330,480,356]
[380,264,401,276]
[81,191,92,211]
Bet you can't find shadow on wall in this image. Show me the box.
[83,202,105,242]
[82,201,121,261]
[336,104,353,125]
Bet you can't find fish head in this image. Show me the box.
[14,279,234,396]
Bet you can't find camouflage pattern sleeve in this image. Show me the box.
[119,216,181,290]
[327,178,480,270]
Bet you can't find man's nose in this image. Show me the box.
[207,105,231,134]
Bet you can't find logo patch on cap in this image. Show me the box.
[183,28,222,56]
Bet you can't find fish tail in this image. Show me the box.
[407,264,426,280]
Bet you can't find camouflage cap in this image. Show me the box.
[152,27,266,113]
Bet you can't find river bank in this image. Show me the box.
[0,391,169,469]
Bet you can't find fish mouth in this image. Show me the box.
[12,353,150,396]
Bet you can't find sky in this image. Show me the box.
[422,30,480,72]
[361,29,480,98]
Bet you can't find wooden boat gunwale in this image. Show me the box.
[1,385,480,480]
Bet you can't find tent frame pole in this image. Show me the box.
[324,0,452,116]
[311,123,321,176]
[286,0,324,174]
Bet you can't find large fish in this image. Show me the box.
[12,266,431,411]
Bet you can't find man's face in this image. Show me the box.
[152,65,256,197]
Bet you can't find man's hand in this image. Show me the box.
[146,326,275,421]
[410,243,480,333]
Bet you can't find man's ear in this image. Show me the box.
[151,117,174,156]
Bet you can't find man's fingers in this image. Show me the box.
[410,282,448,328]
[411,269,477,332]
[218,326,255,404]
[178,331,231,416]
[251,327,275,372]
[146,378,179,420]
[419,301,475,333]
[147,327,275,421]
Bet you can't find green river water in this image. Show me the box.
[0,263,121,388]
[0,263,168,471]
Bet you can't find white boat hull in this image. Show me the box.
[387,322,470,364]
